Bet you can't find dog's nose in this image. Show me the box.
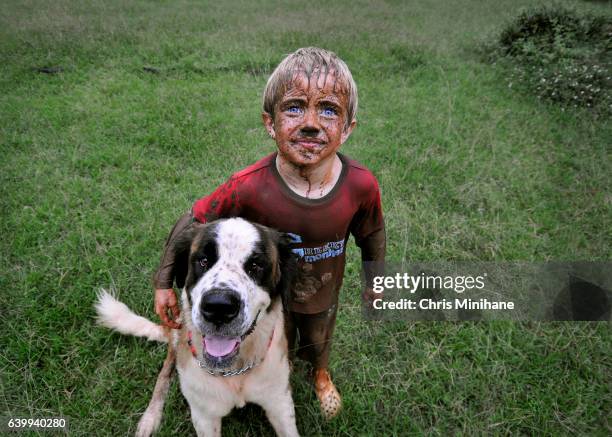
[200,292,241,325]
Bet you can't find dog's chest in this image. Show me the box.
[176,351,252,410]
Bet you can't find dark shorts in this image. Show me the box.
[284,304,338,370]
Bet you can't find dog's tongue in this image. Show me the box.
[203,336,240,357]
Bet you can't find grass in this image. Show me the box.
[1,0,611,435]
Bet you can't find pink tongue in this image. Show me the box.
[203,336,240,357]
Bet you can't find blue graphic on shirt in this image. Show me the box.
[292,248,305,258]
[287,233,305,257]
[287,233,302,243]
[288,235,345,263]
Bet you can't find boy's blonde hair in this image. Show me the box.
[263,47,358,130]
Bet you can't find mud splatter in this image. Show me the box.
[321,272,332,284]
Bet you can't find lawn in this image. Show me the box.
[1,0,610,435]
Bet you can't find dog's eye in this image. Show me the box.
[199,257,209,270]
[247,261,263,277]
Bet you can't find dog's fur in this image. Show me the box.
[96,218,299,437]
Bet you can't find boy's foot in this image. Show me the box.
[314,368,342,419]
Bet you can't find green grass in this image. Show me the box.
[1,0,610,435]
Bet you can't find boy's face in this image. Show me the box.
[262,71,356,168]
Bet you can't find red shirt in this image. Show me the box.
[191,152,385,313]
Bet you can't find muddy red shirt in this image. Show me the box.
[188,152,385,313]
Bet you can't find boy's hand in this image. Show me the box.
[362,287,381,309]
[155,288,181,329]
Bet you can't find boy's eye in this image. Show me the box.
[321,107,338,117]
[286,105,302,114]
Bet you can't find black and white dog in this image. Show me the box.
[96,218,299,436]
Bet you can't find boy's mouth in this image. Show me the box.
[294,140,325,151]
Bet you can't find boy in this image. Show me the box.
[153,47,385,419]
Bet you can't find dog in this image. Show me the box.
[95,218,300,436]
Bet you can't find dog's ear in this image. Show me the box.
[275,232,298,309]
[171,223,203,289]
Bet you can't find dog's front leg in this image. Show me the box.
[190,407,222,437]
[135,342,176,437]
[258,389,299,437]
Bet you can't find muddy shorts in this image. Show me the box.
[284,304,338,369]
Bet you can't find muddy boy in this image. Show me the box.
[154,47,386,419]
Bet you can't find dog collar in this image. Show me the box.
[187,329,275,377]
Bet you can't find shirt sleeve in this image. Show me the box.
[153,176,243,289]
[192,176,243,223]
[350,175,386,287]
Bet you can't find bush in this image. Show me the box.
[487,4,611,114]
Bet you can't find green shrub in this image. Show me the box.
[487,4,611,114]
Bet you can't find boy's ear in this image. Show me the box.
[262,112,276,139]
[341,118,357,144]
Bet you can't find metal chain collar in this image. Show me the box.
[196,358,258,377]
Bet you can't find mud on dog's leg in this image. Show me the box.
[136,342,176,437]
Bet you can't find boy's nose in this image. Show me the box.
[301,108,321,132]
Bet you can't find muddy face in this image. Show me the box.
[263,71,356,168]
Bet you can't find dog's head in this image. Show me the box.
[173,218,296,369]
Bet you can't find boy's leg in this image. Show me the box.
[294,305,342,419]
[284,310,299,365]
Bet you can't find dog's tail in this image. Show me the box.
[95,289,168,343]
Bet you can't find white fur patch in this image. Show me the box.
[190,219,272,334]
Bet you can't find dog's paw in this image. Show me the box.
[135,411,160,437]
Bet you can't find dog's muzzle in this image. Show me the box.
[194,288,257,368]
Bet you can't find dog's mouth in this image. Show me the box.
[200,311,260,361]
[202,335,240,359]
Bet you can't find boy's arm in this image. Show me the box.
[356,226,386,305]
[350,179,386,305]
[351,179,386,261]
[153,211,192,329]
